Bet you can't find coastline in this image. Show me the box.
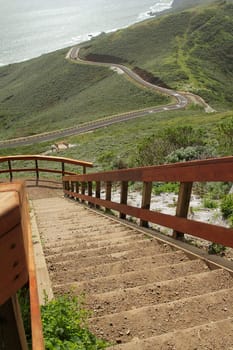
[0,1,174,68]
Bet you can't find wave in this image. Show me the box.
[66,26,121,46]
[138,0,174,20]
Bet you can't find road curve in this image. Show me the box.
[0,47,189,149]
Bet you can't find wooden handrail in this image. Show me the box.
[63,156,233,182]
[0,155,93,181]
[0,182,44,350]
[63,156,233,248]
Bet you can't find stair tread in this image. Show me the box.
[90,287,233,343]
[85,268,233,317]
[53,259,208,294]
[49,251,188,282]
[106,317,233,350]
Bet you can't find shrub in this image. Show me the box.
[153,182,179,195]
[203,197,218,209]
[217,117,233,155]
[166,145,216,163]
[220,194,233,219]
[208,242,226,256]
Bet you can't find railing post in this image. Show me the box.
[88,181,93,207]
[70,181,75,198]
[120,181,128,219]
[62,162,65,176]
[105,181,112,213]
[64,180,70,195]
[95,181,101,209]
[75,181,80,201]
[140,182,152,227]
[81,182,86,203]
[83,166,86,175]
[173,182,193,240]
[35,160,39,184]
[8,160,13,182]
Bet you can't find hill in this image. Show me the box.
[81,1,233,108]
[0,49,167,140]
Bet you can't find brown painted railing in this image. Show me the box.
[0,155,93,181]
[63,156,233,248]
[0,181,44,350]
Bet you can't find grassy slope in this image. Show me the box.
[81,1,233,108]
[1,107,232,174]
[0,48,168,139]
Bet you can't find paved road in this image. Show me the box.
[0,47,188,149]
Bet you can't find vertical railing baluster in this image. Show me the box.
[62,162,65,176]
[8,160,13,182]
[70,181,75,198]
[88,181,93,207]
[140,182,152,227]
[173,182,193,240]
[95,181,101,209]
[105,181,112,213]
[120,181,128,219]
[35,160,39,185]
[64,180,70,195]
[81,182,86,203]
[75,181,80,201]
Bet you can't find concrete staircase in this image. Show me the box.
[31,194,233,349]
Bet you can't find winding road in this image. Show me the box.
[0,46,200,149]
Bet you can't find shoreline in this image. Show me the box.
[0,1,174,68]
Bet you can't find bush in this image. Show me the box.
[153,182,179,195]
[217,117,233,155]
[166,145,216,163]
[208,242,226,256]
[220,194,233,219]
[136,136,174,166]
[203,197,218,209]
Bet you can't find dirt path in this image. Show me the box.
[30,191,233,349]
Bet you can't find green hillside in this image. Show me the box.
[0,49,167,140]
[81,1,233,108]
[0,108,232,173]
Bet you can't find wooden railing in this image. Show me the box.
[63,156,233,248]
[0,155,93,181]
[0,181,44,350]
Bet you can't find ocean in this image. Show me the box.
[0,0,173,67]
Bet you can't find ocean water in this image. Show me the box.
[0,0,173,66]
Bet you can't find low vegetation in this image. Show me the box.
[0,111,232,174]
[81,1,233,108]
[18,289,110,350]
[41,294,110,350]
[0,48,168,140]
